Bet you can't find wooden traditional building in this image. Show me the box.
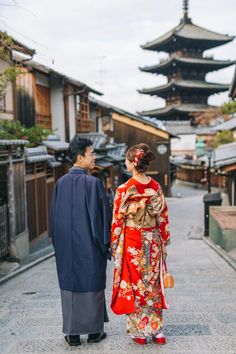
[0,140,29,261]
[15,59,102,141]
[0,32,35,121]
[90,98,172,196]
[138,0,235,122]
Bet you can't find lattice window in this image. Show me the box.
[46,166,53,179]
[80,96,88,120]
[26,163,34,175]
[35,162,45,173]
[36,114,51,129]
[35,83,52,129]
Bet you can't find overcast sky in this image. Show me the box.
[1,0,235,114]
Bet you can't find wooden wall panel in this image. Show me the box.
[46,181,54,235]
[16,70,36,127]
[13,162,26,235]
[26,179,37,241]
[114,120,171,195]
[36,176,47,235]
[35,84,52,129]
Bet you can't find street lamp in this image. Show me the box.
[205,148,213,194]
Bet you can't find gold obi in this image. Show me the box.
[125,217,156,229]
[119,185,165,229]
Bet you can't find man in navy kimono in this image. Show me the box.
[50,136,112,346]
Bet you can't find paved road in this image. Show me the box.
[0,186,236,354]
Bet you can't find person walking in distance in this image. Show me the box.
[111,143,170,345]
[50,136,112,346]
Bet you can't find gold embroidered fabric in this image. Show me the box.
[119,185,165,229]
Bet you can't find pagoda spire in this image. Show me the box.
[182,0,191,23]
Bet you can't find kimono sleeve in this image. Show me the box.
[110,185,125,256]
[157,186,170,246]
[85,177,112,256]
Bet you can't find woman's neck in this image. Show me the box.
[132,171,150,183]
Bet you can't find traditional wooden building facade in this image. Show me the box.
[138,0,235,122]
[0,140,29,261]
[90,99,172,196]
[15,59,101,141]
[0,32,35,121]
[171,141,236,206]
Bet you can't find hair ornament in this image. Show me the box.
[134,148,145,166]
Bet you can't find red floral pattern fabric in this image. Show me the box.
[111,177,170,337]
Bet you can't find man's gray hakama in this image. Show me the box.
[61,290,109,335]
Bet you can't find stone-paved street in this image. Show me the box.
[1,185,236,354]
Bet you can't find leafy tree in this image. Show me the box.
[212,130,234,148]
[192,107,222,126]
[220,101,236,115]
[0,32,19,99]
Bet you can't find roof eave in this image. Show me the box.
[12,39,35,57]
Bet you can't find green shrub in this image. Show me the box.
[0,120,53,146]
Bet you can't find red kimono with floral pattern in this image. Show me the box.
[110,177,170,337]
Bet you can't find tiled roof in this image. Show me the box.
[140,57,236,74]
[164,120,215,135]
[14,57,102,96]
[212,117,236,132]
[43,141,69,151]
[77,133,107,149]
[89,97,172,136]
[141,20,234,52]
[164,121,195,135]
[139,80,230,96]
[214,142,236,168]
[0,31,35,56]
[0,139,29,146]
[24,146,54,163]
[139,103,210,117]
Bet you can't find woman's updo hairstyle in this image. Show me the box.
[126,143,155,173]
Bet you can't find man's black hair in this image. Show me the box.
[68,135,93,163]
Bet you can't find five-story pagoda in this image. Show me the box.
[138,0,235,123]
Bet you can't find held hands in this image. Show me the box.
[104,249,112,261]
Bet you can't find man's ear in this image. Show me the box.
[75,154,83,164]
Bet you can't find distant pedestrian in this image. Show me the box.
[110,143,170,345]
[50,136,112,346]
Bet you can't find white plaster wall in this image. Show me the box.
[50,76,65,140]
[68,87,76,140]
[171,134,196,156]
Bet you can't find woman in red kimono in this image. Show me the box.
[111,143,170,345]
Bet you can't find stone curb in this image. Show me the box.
[203,237,236,271]
[0,251,54,286]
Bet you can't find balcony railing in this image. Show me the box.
[77,119,95,132]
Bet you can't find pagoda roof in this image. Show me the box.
[140,56,236,74]
[139,79,230,97]
[138,103,211,118]
[141,20,234,52]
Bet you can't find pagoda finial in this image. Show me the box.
[183,0,189,20]
[181,0,191,23]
